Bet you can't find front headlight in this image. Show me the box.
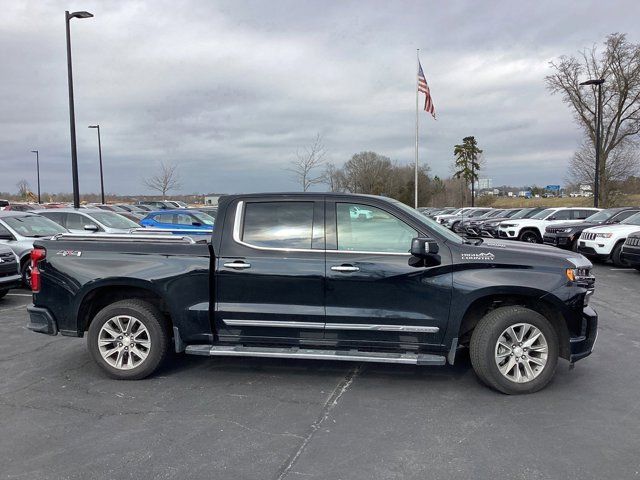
[558,228,573,233]
[594,232,612,238]
[501,223,516,228]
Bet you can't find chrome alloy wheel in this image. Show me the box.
[494,323,548,383]
[98,315,151,370]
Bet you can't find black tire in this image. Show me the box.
[20,259,32,289]
[611,242,630,268]
[0,290,7,299]
[87,299,170,380]
[470,306,559,395]
[519,229,541,244]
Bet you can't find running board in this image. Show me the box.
[184,345,446,366]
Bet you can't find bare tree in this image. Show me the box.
[321,162,347,192]
[144,161,181,199]
[568,139,639,200]
[16,179,30,200]
[546,33,640,206]
[288,133,326,191]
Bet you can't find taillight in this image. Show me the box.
[30,247,46,293]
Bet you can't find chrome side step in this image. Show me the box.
[185,345,446,366]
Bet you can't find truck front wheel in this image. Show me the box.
[470,306,559,394]
[87,299,170,380]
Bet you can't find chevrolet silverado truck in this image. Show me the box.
[26,193,598,394]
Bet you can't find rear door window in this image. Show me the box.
[242,202,314,249]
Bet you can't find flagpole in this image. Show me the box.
[415,49,419,209]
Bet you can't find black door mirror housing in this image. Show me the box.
[84,224,99,232]
[410,237,439,257]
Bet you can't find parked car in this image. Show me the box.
[349,205,374,220]
[620,231,640,271]
[443,208,493,232]
[457,209,508,235]
[136,200,177,210]
[543,207,640,251]
[4,203,45,211]
[434,207,476,224]
[28,192,597,394]
[140,209,215,234]
[195,206,218,219]
[464,208,523,237]
[92,204,144,223]
[115,204,151,214]
[0,211,67,286]
[0,245,21,299]
[498,207,601,243]
[577,212,640,267]
[478,207,547,238]
[37,208,141,234]
[0,199,9,210]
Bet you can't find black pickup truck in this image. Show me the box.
[27,193,597,394]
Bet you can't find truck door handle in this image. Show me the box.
[331,264,360,272]
[223,261,251,269]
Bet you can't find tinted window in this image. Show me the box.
[576,209,598,219]
[336,203,418,253]
[622,213,640,226]
[551,210,572,220]
[66,213,92,230]
[0,223,13,237]
[242,202,314,249]
[41,212,66,226]
[154,214,174,223]
[613,210,640,222]
[176,213,194,225]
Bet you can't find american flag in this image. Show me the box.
[418,61,436,119]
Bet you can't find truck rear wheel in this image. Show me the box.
[470,306,559,394]
[87,300,170,380]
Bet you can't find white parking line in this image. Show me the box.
[609,268,634,271]
[6,293,32,297]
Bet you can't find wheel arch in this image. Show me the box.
[457,291,571,360]
[75,280,173,334]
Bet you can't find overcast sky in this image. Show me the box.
[1,0,639,196]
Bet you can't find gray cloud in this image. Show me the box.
[1,0,639,196]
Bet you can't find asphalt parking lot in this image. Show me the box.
[1,264,639,480]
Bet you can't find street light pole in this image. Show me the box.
[88,125,104,204]
[65,10,93,209]
[30,150,41,203]
[579,78,605,208]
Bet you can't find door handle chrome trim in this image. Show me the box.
[223,261,251,269]
[331,265,360,272]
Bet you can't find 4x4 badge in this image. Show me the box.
[56,250,82,257]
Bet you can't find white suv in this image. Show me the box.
[577,212,640,266]
[498,207,600,243]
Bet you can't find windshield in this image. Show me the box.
[391,200,464,244]
[621,213,640,226]
[191,212,215,226]
[503,209,521,218]
[89,212,140,229]
[3,214,67,237]
[531,208,556,220]
[511,208,535,219]
[585,210,615,223]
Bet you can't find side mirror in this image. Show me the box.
[192,222,202,227]
[84,224,99,232]
[410,237,439,257]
